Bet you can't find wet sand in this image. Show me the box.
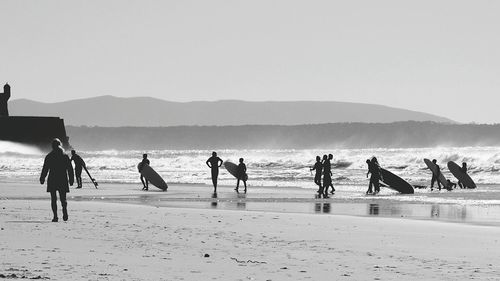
[1,182,500,280]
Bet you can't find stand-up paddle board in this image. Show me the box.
[84,166,98,189]
[380,168,414,194]
[447,161,476,189]
[224,161,248,181]
[424,159,449,189]
[137,163,168,191]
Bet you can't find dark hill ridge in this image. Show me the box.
[10,95,455,126]
[66,121,500,150]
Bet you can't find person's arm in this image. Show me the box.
[206,159,211,168]
[40,156,49,184]
[243,164,247,173]
[218,158,223,167]
[81,156,86,168]
[67,156,74,186]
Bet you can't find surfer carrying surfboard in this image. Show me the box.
[70,150,86,189]
[430,159,442,191]
[206,151,223,193]
[235,158,247,193]
[458,162,467,189]
[367,157,383,194]
[138,154,150,190]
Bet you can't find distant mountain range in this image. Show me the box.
[10,95,454,126]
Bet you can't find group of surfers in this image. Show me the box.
[39,138,474,222]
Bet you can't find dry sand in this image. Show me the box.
[1,198,499,280]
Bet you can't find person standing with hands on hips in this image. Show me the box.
[206,151,223,193]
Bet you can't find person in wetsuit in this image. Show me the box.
[365,159,374,194]
[206,151,223,193]
[138,154,150,190]
[310,156,323,193]
[70,150,86,189]
[430,159,442,191]
[369,157,383,194]
[322,154,333,198]
[40,138,74,222]
[458,162,468,189]
[235,158,247,193]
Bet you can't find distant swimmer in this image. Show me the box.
[430,159,442,191]
[138,154,150,191]
[368,157,382,195]
[458,162,468,189]
[206,151,223,193]
[310,156,323,193]
[40,138,74,222]
[70,150,86,189]
[322,154,333,198]
[235,158,247,193]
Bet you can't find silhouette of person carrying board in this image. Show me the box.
[458,162,468,189]
[138,154,150,190]
[235,158,247,193]
[367,157,382,194]
[70,150,86,189]
[0,83,10,117]
[206,151,223,193]
[430,159,442,191]
[40,138,74,222]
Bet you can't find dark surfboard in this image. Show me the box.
[224,161,248,181]
[380,168,414,194]
[448,161,476,189]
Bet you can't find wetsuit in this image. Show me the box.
[431,164,442,190]
[312,161,323,191]
[322,159,332,196]
[206,156,223,191]
[236,162,247,191]
[139,158,150,190]
[71,154,86,188]
[369,161,382,193]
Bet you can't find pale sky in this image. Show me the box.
[1,0,499,123]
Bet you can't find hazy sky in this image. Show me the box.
[1,1,499,123]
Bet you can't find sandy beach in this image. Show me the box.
[1,183,500,280]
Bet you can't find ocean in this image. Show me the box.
[2,141,500,189]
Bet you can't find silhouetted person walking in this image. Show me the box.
[310,156,323,193]
[431,159,441,191]
[235,158,247,193]
[138,154,150,190]
[40,138,74,222]
[206,151,223,193]
[70,150,86,188]
[0,83,10,117]
[430,159,442,191]
[322,154,333,197]
[325,154,335,194]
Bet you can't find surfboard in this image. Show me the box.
[224,161,248,181]
[447,161,476,189]
[137,163,168,191]
[380,168,414,194]
[424,158,448,189]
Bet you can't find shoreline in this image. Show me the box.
[2,182,500,227]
